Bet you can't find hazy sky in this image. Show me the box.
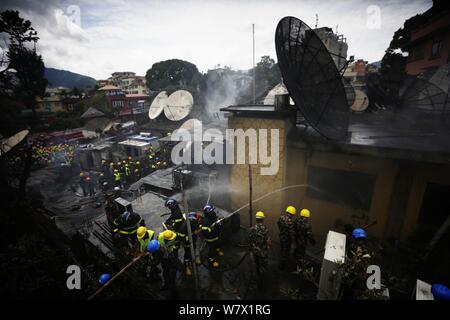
[1,0,432,79]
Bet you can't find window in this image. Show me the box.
[430,39,442,59]
[413,43,424,60]
[305,166,376,210]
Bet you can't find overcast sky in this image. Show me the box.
[1,0,432,79]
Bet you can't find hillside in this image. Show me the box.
[44,67,96,89]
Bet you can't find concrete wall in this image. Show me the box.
[228,116,289,240]
[226,114,450,248]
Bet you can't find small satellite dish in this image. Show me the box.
[264,83,289,105]
[275,16,349,140]
[148,91,168,119]
[164,90,193,121]
[350,90,369,112]
[0,130,29,156]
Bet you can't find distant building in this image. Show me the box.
[344,59,369,89]
[402,0,450,75]
[314,26,348,70]
[97,84,126,112]
[36,96,64,113]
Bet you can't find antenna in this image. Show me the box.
[275,16,349,140]
[252,23,256,104]
[315,13,318,28]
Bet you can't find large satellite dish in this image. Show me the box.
[0,130,29,156]
[350,90,369,112]
[148,91,168,119]
[275,16,349,140]
[164,90,193,121]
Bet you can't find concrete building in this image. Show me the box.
[220,104,450,258]
[97,84,126,112]
[402,0,450,75]
[314,26,348,70]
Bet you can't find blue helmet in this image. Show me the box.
[147,240,161,253]
[99,273,111,284]
[165,198,177,208]
[203,204,215,214]
[431,284,450,300]
[121,211,131,220]
[352,228,367,239]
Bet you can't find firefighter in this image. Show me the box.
[158,230,181,292]
[79,172,87,196]
[101,159,109,176]
[340,228,377,299]
[113,169,123,188]
[277,205,297,270]
[85,176,95,197]
[294,208,315,270]
[136,226,158,279]
[248,211,271,289]
[164,198,184,232]
[176,212,201,276]
[199,204,223,268]
[108,162,115,183]
[112,210,145,251]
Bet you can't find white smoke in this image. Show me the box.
[203,68,252,121]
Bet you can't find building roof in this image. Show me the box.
[80,107,105,119]
[118,139,151,147]
[125,94,150,98]
[98,84,121,91]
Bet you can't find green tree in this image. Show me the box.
[145,59,203,93]
[0,10,47,119]
[249,55,282,101]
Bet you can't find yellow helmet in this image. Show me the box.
[255,211,265,219]
[136,161,140,165]
[79,172,84,177]
[286,206,296,215]
[163,230,176,241]
[137,226,147,239]
[300,208,311,218]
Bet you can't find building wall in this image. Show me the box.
[284,149,397,243]
[405,12,450,75]
[228,116,289,240]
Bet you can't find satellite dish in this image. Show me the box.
[264,83,289,105]
[179,118,201,131]
[350,90,369,112]
[275,16,349,140]
[148,91,168,119]
[164,90,193,121]
[0,130,29,156]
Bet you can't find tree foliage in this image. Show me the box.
[0,10,47,120]
[145,59,203,93]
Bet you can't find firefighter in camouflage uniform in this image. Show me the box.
[294,208,316,270]
[248,211,271,289]
[277,205,297,270]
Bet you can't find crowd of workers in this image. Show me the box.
[78,145,169,196]
[103,197,224,293]
[9,142,75,168]
[99,189,379,298]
